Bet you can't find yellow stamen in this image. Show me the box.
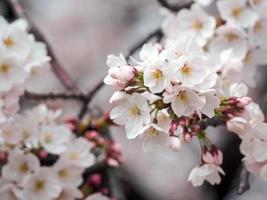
[152,69,163,80]
[44,132,53,143]
[34,180,45,192]
[232,8,242,18]
[58,168,69,179]
[224,33,238,43]
[177,90,187,102]
[0,63,10,74]
[3,37,14,48]
[128,106,140,117]
[19,162,29,173]
[181,65,191,76]
[146,127,158,137]
[192,19,203,31]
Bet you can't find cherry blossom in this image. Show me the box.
[188,164,225,187]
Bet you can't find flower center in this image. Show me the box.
[152,69,163,80]
[58,168,69,179]
[128,106,140,117]
[44,132,53,143]
[0,63,10,74]
[224,33,238,43]
[232,7,243,18]
[34,180,45,192]
[177,90,187,102]
[69,152,80,160]
[254,21,262,32]
[3,36,14,48]
[181,65,191,76]
[192,19,203,31]
[19,162,29,174]
[146,127,159,137]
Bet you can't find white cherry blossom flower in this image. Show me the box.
[198,90,220,118]
[139,123,168,152]
[16,167,62,200]
[217,0,258,28]
[39,124,72,154]
[53,158,83,187]
[163,85,203,117]
[110,93,150,139]
[162,4,216,46]
[188,164,225,186]
[209,24,247,60]
[173,55,207,87]
[240,123,267,162]
[61,137,95,168]
[248,12,267,48]
[143,61,172,93]
[163,37,203,62]
[0,50,27,92]
[2,150,40,182]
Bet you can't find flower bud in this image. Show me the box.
[88,174,102,187]
[167,136,181,151]
[237,97,252,108]
[85,130,98,140]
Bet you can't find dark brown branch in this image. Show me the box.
[24,91,86,101]
[7,0,79,92]
[157,0,192,12]
[237,165,250,195]
[78,80,105,119]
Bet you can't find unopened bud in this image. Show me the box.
[167,136,181,152]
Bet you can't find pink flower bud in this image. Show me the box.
[184,132,192,143]
[39,150,48,159]
[88,174,102,187]
[167,136,181,152]
[214,150,223,165]
[107,65,135,90]
[85,130,98,140]
[237,97,252,108]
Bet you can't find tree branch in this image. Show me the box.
[157,0,192,12]
[24,91,86,101]
[237,165,250,195]
[7,0,79,92]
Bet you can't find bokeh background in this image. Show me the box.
[1,0,267,199]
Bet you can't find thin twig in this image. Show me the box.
[157,0,192,12]
[78,28,163,119]
[24,91,86,101]
[237,165,250,195]
[7,0,79,92]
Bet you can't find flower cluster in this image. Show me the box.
[0,17,120,199]
[104,0,267,187]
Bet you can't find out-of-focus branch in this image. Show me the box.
[24,91,87,101]
[7,0,79,92]
[126,27,163,60]
[157,0,192,12]
[78,28,163,119]
[237,165,250,195]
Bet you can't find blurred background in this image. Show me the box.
[1,0,267,199]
